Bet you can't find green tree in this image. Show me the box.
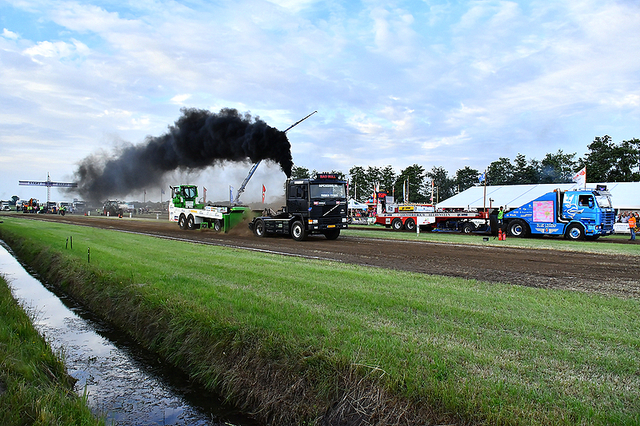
[512,153,540,184]
[540,150,577,183]
[348,166,368,201]
[487,157,514,185]
[454,166,480,192]
[379,165,397,196]
[578,135,616,182]
[576,135,640,182]
[395,164,427,203]
[611,138,640,181]
[427,166,455,202]
[290,166,310,179]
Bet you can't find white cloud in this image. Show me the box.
[171,94,192,105]
[2,28,19,40]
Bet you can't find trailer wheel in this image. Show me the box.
[404,219,416,232]
[391,218,404,231]
[291,221,307,241]
[565,223,585,241]
[324,229,340,240]
[253,219,266,237]
[213,219,222,232]
[507,220,529,238]
[178,214,187,230]
[186,215,196,230]
[460,222,475,234]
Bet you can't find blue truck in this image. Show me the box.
[502,186,615,240]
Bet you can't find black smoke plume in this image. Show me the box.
[70,108,293,203]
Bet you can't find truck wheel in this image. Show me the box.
[213,219,222,232]
[186,215,196,230]
[565,223,585,241]
[460,222,475,234]
[324,229,340,240]
[291,221,307,241]
[253,219,266,237]
[508,220,529,237]
[404,219,416,232]
[178,214,187,230]
[391,218,404,231]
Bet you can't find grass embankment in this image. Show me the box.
[0,216,639,425]
[344,226,640,256]
[0,274,104,426]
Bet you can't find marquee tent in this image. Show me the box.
[348,199,369,210]
[437,182,640,211]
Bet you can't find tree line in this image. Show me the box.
[292,135,640,203]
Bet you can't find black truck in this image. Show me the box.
[248,173,348,241]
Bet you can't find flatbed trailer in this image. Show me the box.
[168,185,249,232]
[374,207,489,233]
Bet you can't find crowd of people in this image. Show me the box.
[617,211,638,241]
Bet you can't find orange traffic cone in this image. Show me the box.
[498,228,503,240]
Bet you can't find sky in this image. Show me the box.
[1,0,639,204]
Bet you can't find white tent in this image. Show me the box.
[438,182,640,210]
[348,199,368,210]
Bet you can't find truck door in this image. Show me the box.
[287,183,308,214]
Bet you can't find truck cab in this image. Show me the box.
[170,185,202,209]
[250,173,349,241]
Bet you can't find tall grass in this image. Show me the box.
[0,216,639,425]
[0,275,104,426]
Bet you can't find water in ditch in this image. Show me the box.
[0,241,258,426]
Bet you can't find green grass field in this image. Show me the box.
[0,216,638,425]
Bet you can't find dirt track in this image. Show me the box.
[6,213,640,299]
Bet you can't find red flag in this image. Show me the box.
[262,184,266,203]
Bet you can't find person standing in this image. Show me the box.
[629,214,636,241]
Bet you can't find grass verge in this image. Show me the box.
[344,226,640,256]
[0,216,639,425]
[0,274,104,426]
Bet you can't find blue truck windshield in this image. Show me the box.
[310,183,346,199]
[595,194,612,208]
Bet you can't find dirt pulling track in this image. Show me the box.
[7,213,640,299]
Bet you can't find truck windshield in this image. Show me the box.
[310,183,346,199]
[183,186,197,199]
[595,194,612,208]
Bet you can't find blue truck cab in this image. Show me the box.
[503,187,615,240]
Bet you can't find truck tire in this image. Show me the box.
[253,219,266,237]
[213,219,222,232]
[186,215,196,230]
[565,223,585,241]
[178,214,187,230]
[324,229,340,240]
[507,220,529,238]
[391,218,404,231]
[291,220,307,241]
[404,219,416,232]
[460,222,475,234]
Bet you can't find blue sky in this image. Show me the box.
[1,0,639,203]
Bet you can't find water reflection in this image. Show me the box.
[0,242,255,426]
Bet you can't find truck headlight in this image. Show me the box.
[342,218,347,223]
[308,219,318,224]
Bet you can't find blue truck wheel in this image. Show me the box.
[565,224,585,240]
